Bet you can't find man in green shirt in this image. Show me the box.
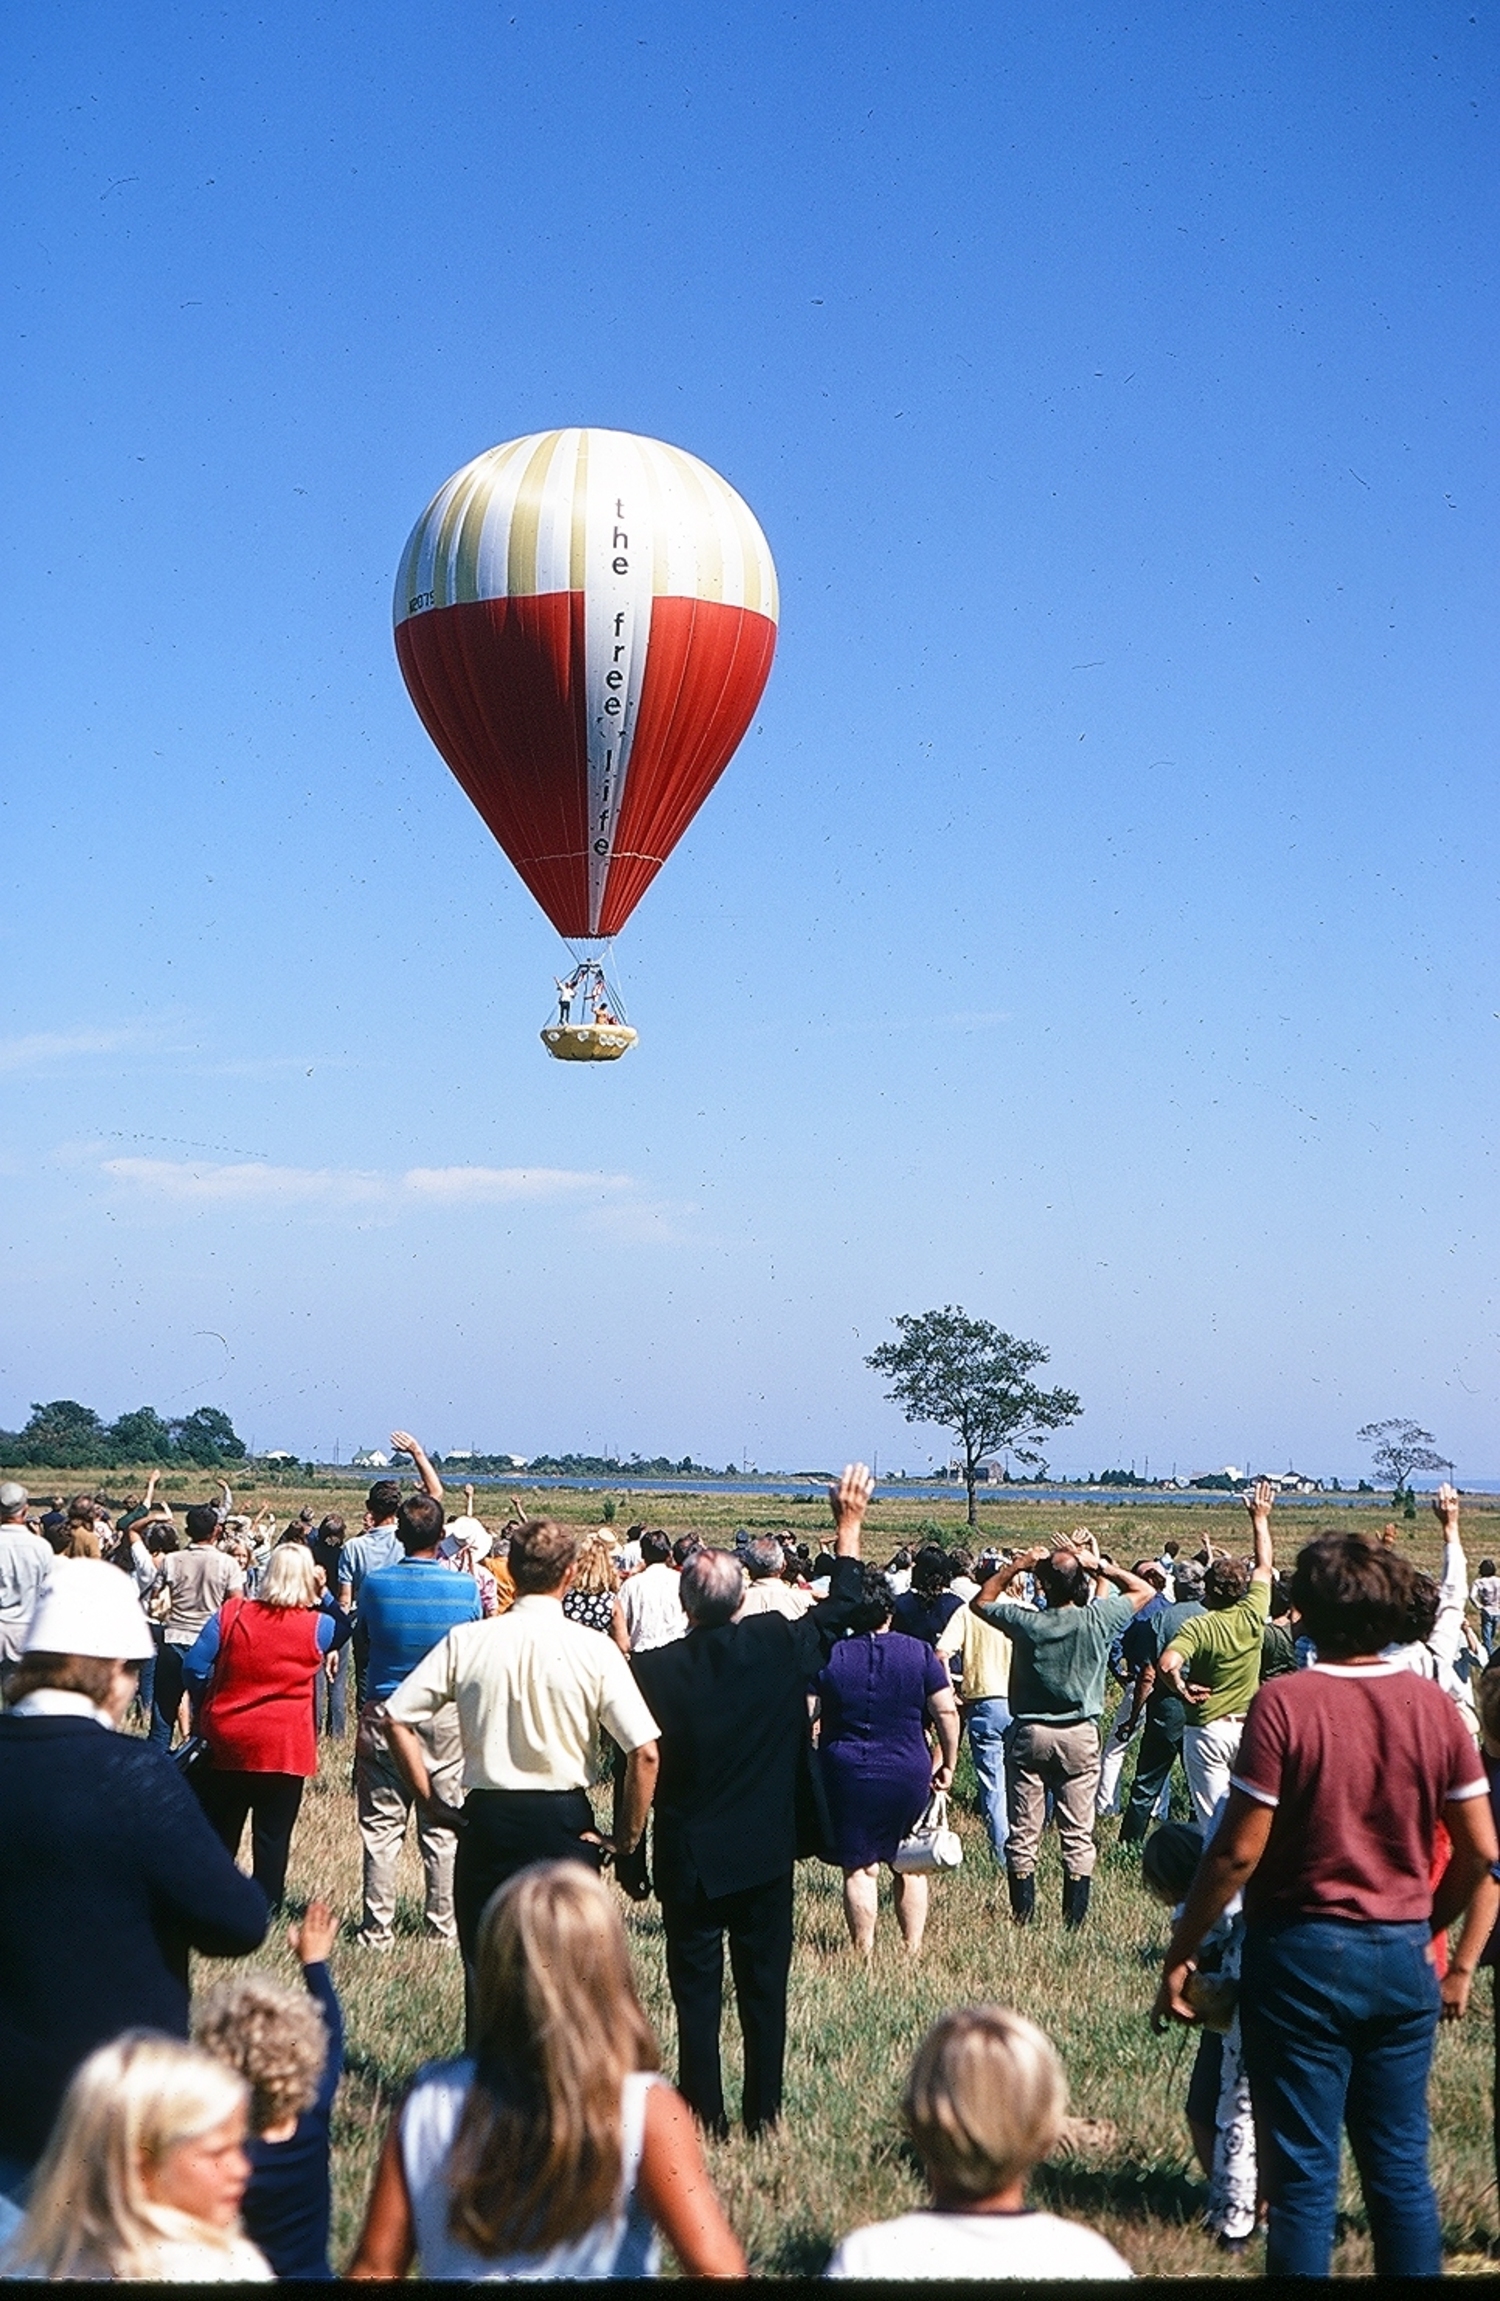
[973,1532,1156,1930]
[1158,1480,1275,1824]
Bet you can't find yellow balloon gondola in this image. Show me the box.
[540,1021,639,1062]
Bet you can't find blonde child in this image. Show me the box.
[825,2006,1131,2278]
[193,1899,342,2279]
[3,2031,270,2280]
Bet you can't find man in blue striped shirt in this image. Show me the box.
[353,1494,481,1950]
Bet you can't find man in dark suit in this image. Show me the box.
[629,1464,871,2138]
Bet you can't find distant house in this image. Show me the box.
[441,1449,475,1464]
[261,1450,297,1465]
[1268,1469,1323,1495]
[948,1459,1006,1485]
[351,1448,390,1469]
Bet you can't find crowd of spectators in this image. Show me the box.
[0,1448,1497,2280]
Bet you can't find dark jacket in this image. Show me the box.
[630,1555,863,1902]
[0,1715,269,2161]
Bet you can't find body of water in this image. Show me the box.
[460,1474,1500,1506]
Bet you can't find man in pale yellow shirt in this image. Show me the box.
[384,1518,659,1972]
[937,1594,1017,1865]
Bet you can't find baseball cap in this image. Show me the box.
[0,1481,28,1510]
[23,1558,155,1661]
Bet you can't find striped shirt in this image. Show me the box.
[362,1560,483,1704]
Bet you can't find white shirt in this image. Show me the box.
[386,1594,660,1790]
[0,1524,55,1664]
[619,1562,688,1653]
[826,2208,1132,2280]
[736,1577,813,1621]
[9,1690,115,1726]
[401,2060,660,2279]
[140,2234,272,2281]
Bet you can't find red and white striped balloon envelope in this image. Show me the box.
[393,428,778,942]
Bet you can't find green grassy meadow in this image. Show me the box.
[21,1466,1500,2275]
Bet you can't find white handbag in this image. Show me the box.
[893,1789,964,1874]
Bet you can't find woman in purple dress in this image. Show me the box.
[815,1569,961,1957]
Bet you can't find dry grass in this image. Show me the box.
[64,1466,1497,2274]
[206,1724,1499,2279]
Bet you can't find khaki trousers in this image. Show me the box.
[355,1707,464,1942]
[1006,1718,1103,1880]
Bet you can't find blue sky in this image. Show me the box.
[1,2,1494,1478]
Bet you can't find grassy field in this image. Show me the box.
[22,1466,1500,2274]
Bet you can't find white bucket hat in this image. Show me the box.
[438,1514,492,1561]
[23,1558,155,1662]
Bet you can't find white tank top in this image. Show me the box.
[400,2060,660,2280]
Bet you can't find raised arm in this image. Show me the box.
[829,1462,872,1557]
[973,1544,1048,1612]
[1429,1483,1467,1668]
[1246,1478,1275,1584]
[799,1465,874,1655]
[391,1431,444,1502]
[1073,1531,1157,1612]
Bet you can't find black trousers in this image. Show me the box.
[1119,1699,1187,1845]
[454,1788,603,1963]
[661,1869,795,2137]
[195,1767,305,1910]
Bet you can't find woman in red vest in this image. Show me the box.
[184,1542,350,1908]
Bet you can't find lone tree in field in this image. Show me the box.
[866,1308,1082,1526]
[1356,1417,1447,1503]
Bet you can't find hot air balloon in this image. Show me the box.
[393,429,779,1060]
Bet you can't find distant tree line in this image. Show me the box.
[526,1451,728,1478]
[0,1398,248,1471]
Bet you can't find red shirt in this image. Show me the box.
[1231,1661,1486,1926]
[200,1598,323,1776]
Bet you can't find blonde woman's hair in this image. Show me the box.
[5,2031,249,2279]
[570,1533,620,1597]
[902,2006,1067,2200]
[194,1974,329,2132]
[445,1862,660,2256]
[256,1542,320,1609]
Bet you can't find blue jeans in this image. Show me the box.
[964,1697,1011,1862]
[149,1639,190,1748]
[316,1653,347,1737]
[1240,1918,1441,2278]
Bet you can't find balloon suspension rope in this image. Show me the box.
[557,944,630,1026]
